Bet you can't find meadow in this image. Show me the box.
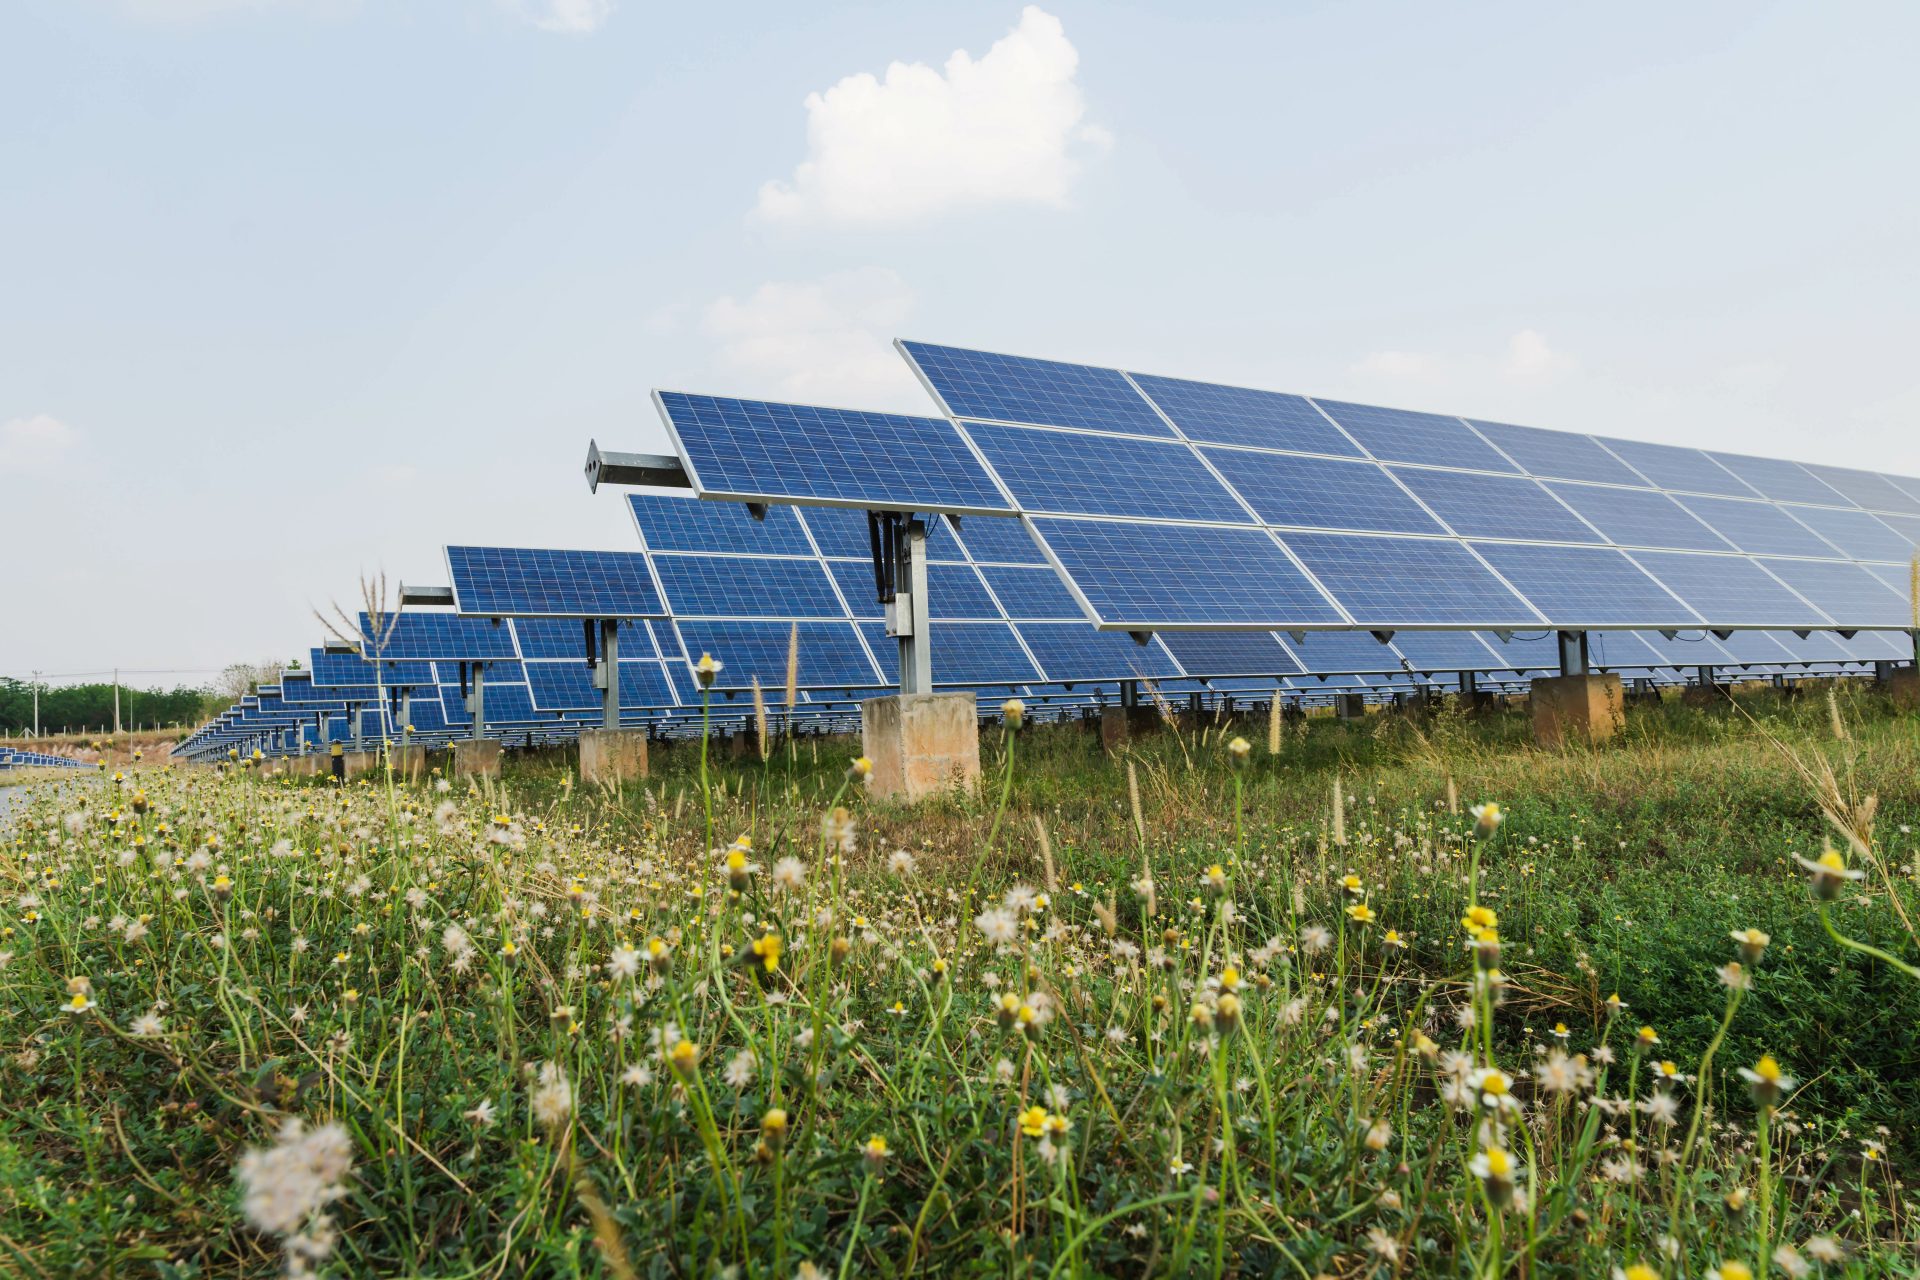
[2,685,1917,1277]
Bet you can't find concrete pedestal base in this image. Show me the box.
[579,729,649,785]
[342,750,377,779]
[452,739,502,781]
[385,745,427,782]
[1531,673,1625,748]
[1892,668,1920,712]
[1335,693,1367,720]
[1681,684,1729,708]
[861,692,980,803]
[1099,705,1128,753]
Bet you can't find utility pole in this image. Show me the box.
[113,668,122,736]
[31,671,40,738]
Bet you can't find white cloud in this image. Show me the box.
[0,414,79,473]
[1351,330,1576,387]
[700,268,927,409]
[507,0,612,34]
[755,6,1109,227]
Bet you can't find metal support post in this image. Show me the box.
[1873,660,1893,685]
[467,663,488,742]
[891,519,933,696]
[596,618,621,729]
[1460,670,1478,697]
[1556,630,1589,678]
[1697,665,1714,688]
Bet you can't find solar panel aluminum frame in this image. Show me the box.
[443,546,669,620]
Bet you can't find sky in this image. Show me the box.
[5,0,1919,684]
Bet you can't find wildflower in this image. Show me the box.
[1345,902,1376,925]
[1470,802,1504,837]
[130,1009,164,1037]
[1472,1068,1519,1112]
[1017,1105,1048,1138]
[1614,1267,1659,1280]
[1730,927,1770,964]
[464,1099,496,1128]
[772,856,806,891]
[861,1134,890,1171]
[1633,1025,1659,1052]
[1738,1054,1794,1108]
[1365,1120,1392,1150]
[235,1117,354,1241]
[822,807,856,855]
[1168,1157,1193,1177]
[847,756,873,784]
[1472,928,1502,969]
[1001,698,1025,730]
[1470,1144,1518,1206]
[63,989,97,1016]
[609,942,641,981]
[1226,736,1249,762]
[749,932,783,977]
[1803,1238,1844,1265]
[726,846,755,891]
[887,849,916,876]
[1214,992,1242,1034]
[1340,872,1364,896]
[693,653,723,688]
[1201,864,1227,893]
[211,873,233,900]
[668,1039,700,1077]
[1605,992,1626,1016]
[1706,1263,1754,1280]
[530,1061,572,1128]
[1382,929,1407,949]
[1460,904,1498,933]
[761,1108,789,1148]
[646,936,672,973]
[1794,848,1864,899]
[1717,961,1753,990]
[1637,1092,1680,1127]
[1366,1226,1401,1263]
[723,1050,757,1089]
[1301,925,1332,953]
[976,908,1019,945]
[1772,1245,1810,1279]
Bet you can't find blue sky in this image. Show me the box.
[5,1,1918,681]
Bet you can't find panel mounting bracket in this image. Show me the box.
[583,441,691,493]
[1370,630,1395,645]
[1128,630,1153,647]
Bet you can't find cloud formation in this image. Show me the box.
[507,0,612,34]
[1351,331,1576,387]
[755,6,1109,227]
[700,268,927,409]
[0,414,79,473]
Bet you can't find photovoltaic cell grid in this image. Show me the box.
[446,546,665,618]
[878,340,1920,634]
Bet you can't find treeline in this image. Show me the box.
[0,678,212,736]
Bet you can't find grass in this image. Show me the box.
[1,683,1916,1277]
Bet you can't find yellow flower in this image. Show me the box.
[1635,1025,1659,1050]
[1219,966,1241,992]
[750,932,783,974]
[861,1134,890,1168]
[761,1108,789,1146]
[1730,927,1770,962]
[1618,1265,1659,1280]
[1226,736,1249,761]
[1340,873,1364,896]
[848,756,873,782]
[1001,699,1025,730]
[693,653,723,688]
[1461,905,1498,933]
[1470,802,1504,836]
[1738,1053,1794,1107]
[1345,902,1376,924]
[668,1039,700,1075]
[1707,1263,1754,1280]
[1017,1105,1048,1138]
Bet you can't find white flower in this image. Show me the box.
[130,1010,165,1037]
[235,1118,355,1238]
[772,857,806,891]
[975,908,1019,945]
[529,1061,573,1128]
[886,850,917,876]
[464,1099,496,1128]
[723,1050,757,1090]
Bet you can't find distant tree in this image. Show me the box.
[215,661,288,702]
[0,678,209,735]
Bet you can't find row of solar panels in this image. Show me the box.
[0,749,92,770]
[646,341,1920,634]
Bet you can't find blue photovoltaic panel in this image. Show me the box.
[524,661,678,713]
[1156,631,1304,676]
[977,565,1087,618]
[511,618,659,661]
[1873,513,1920,551]
[1670,495,1842,558]
[1469,543,1697,626]
[1280,630,1404,674]
[1476,631,1558,672]
[1762,629,1852,664]
[1705,453,1847,506]
[1628,551,1828,626]
[1313,400,1517,472]
[1130,374,1361,455]
[629,492,815,555]
[951,515,1046,564]
[1388,630,1502,672]
[1546,483,1732,551]
[1597,438,1753,497]
[363,612,517,661]
[1388,468,1602,543]
[1888,475,1920,508]
[1204,449,1444,534]
[828,561,1000,620]
[1583,631,1667,669]
[1633,630,1731,668]
[439,680,537,726]
[1280,533,1541,626]
[1752,558,1913,628]
[656,392,1012,514]
[311,647,437,689]
[796,505,966,561]
[1030,518,1344,627]
[1708,630,1797,666]
[447,546,664,618]
[652,554,847,618]
[962,422,1248,522]
[673,620,881,690]
[1467,419,1646,486]
[901,341,1174,437]
[1015,623,1182,682]
[1779,505,1914,562]
[864,621,1043,686]
[1858,561,1918,616]
[1801,465,1920,515]
[1840,628,1913,662]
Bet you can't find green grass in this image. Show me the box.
[1,685,1916,1277]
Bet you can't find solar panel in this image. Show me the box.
[309,647,434,690]
[1467,419,1646,485]
[511,617,660,660]
[1708,630,1797,666]
[652,554,848,618]
[864,621,1043,685]
[1706,453,1847,506]
[1281,533,1541,626]
[1469,544,1697,627]
[523,661,679,713]
[672,620,883,691]
[1801,465,1920,516]
[1388,630,1502,672]
[962,422,1250,521]
[1546,483,1732,551]
[1628,551,1828,627]
[1583,631,1668,669]
[1313,400,1517,472]
[1777,505,1913,562]
[1131,373,1362,455]
[1014,623,1182,682]
[1279,629,1404,674]
[1207,450,1444,534]
[949,515,1047,565]
[362,612,517,662]
[1389,468,1602,543]
[902,341,1174,437]
[1857,562,1919,620]
[1753,559,1913,628]
[629,492,816,555]
[976,564,1087,619]
[1156,630,1305,676]
[446,546,665,618]
[827,561,1001,620]
[1597,439,1753,497]
[1028,519,1345,628]
[655,391,1012,514]
[1475,631,1558,672]
[1669,494,1841,558]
